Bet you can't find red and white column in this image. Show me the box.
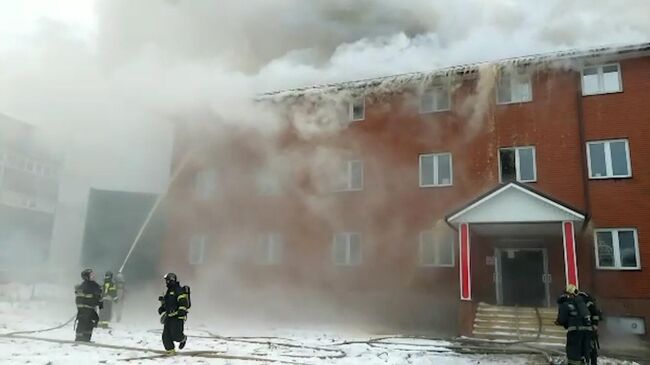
[459,223,471,301]
[562,221,579,287]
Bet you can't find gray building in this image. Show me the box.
[0,114,60,275]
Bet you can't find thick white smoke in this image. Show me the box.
[0,0,648,285]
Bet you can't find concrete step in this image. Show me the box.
[473,303,565,346]
[474,323,566,335]
[474,313,558,322]
[477,303,557,314]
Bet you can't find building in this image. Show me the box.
[0,114,60,279]
[162,43,650,338]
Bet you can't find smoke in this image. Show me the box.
[1,0,649,331]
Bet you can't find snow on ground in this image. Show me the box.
[0,291,642,365]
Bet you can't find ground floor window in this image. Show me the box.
[419,230,454,267]
[594,228,640,269]
[189,235,207,265]
[333,232,361,266]
[258,233,283,265]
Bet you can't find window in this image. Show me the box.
[194,169,216,199]
[420,87,450,113]
[348,98,365,122]
[334,160,363,191]
[499,146,536,182]
[595,228,640,270]
[419,153,452,187]
[25,160,34,173]
[333,232,362,266]
[419,230,454,267]
[497,69,532,104]
[587,139,631,179]
[258,233,283,265]
[256,172,282,196]
[189,235,207,265]
[582,64,622,95]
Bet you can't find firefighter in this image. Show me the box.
[74,269,103,342]
[98,271,118,328]
[556,284,592,364]
[114,272,126,323]
[578,290,603,365]
[158,272,190,354]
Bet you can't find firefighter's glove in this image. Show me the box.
[160,312,168,324]
[98,301,104,310]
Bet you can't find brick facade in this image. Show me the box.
[162,51,650,335]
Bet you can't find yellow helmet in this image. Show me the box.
[565,284,578,295]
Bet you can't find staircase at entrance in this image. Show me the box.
[473,302,565,346]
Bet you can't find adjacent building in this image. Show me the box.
[0,114,60,278]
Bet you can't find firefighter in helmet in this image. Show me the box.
[98,271,118,328]
[74,269,103,342]
[556,284,592,364]
[114,272,126,322]
[158,272,190,354]
[578,289,603,365]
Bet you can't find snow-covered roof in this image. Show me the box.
[261,42,650,100]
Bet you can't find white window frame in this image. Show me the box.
[586,139,632,179]
[334,160,363,192]
[496,69,533,105]
[498,146,537,183]
[332,232,362,266]
[418,231,455,267]
[581,63,623,96]
[419,153,453,188]
[258,233,283,265]
[256,171,282,196]
[348,98,365,122]
[194,169,216,200]
[594,228,641,270]
[419,86,451,113]
[189,235,207,265]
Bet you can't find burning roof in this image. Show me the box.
[260,42,650,100]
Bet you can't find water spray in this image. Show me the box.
[118,150,194,274]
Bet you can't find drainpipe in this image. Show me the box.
[575,71,596,296]
[576,78,591,228]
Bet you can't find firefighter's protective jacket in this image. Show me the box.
[102,279,118,300]
[75,280,103,310]
[158,283,189,321]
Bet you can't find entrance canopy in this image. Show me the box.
[446,182,585,227]
[445,182,586,301]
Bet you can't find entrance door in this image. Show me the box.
[496,248,548,307]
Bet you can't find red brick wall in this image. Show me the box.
[163,54,650,332]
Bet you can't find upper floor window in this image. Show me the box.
[258,233,283,265]
[587,139,631,179]
[194,169,216,200]
[256,171,282,196]
[348,98,365,122]
[499,146,536,183]
[420,86,450,113]
[419,230,454,267]
[419,153,452,187]
[333,232,361,266]
[595,228,640,270]
[582,64,622,96]
[334,160,363,192]
[189,235,207,265]
[497,69,532,104]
